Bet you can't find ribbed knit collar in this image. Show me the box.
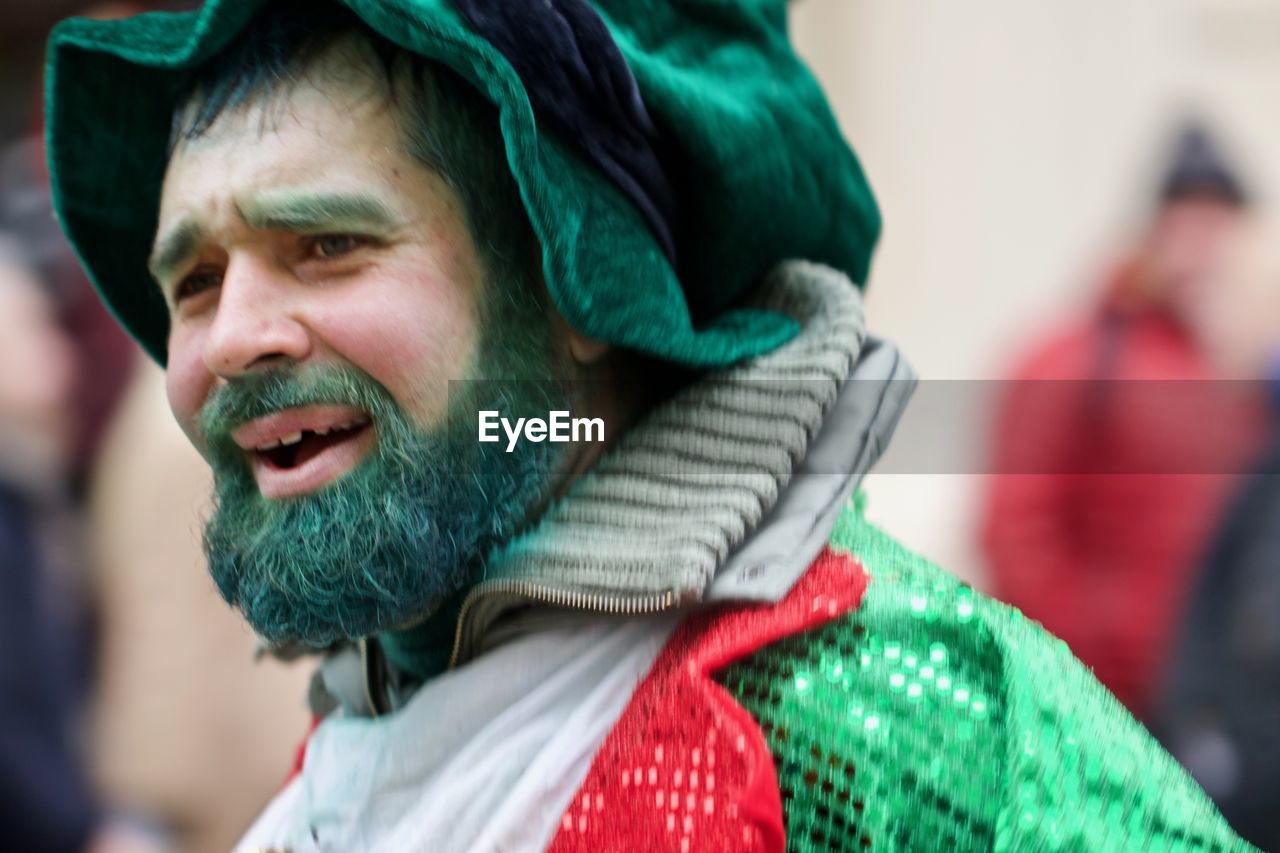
[450,261,877,666]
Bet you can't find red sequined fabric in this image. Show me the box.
[549,548,869,852]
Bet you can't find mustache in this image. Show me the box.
[198,365,387,445]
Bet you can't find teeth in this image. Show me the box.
[330,417,371,433]
[250,416,370,453]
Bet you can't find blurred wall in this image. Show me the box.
[791,0,1280,584]
[0,0,85,143]
[0,2,198,144]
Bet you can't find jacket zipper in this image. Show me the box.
[448,580,679,669]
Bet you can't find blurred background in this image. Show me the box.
[793,0,1280,579]
[2,5,312,853]
[1,0,1278,850]
[795,3,1280,844]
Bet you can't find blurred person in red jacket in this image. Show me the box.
[981,122,1264,720]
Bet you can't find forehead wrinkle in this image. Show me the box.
[149,218,206,284]
[238,190,404,233]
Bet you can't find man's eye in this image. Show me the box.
[173,269,223,304]
[307,234,367,259]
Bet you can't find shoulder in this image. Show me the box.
[1004,315,1105,382]
[712,505,1252,851]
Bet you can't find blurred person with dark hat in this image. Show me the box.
[982,121,1264,720]
[45,2,1255,849]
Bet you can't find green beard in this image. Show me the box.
[199,363,567,648]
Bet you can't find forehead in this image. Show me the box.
[157,42,421,232]
[1159,195,1242,221]
[173,33,400,141]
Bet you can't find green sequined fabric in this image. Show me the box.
[717,505,1254,852]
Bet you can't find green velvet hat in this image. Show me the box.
[45,0,880,367]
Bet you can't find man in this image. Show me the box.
[0,246,96,853]
[982,123,1262,720]
[46,1,1252,849]
[1156,219,1280,853]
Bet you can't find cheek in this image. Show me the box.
[315,264,482,425]
[165,332,215,448]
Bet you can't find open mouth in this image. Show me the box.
[256,419,371,471]
[232,405,376,500]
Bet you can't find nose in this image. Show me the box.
[202,255,312,378]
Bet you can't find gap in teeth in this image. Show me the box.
[255,417,369,453]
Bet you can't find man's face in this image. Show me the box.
[152,46,567,646]
[1145,195,1243,323]
[156,59,484,486]
[0,264,76,471]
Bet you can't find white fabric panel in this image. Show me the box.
[237,613,680,853]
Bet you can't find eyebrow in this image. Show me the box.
[147,191,404,287]
[239,190,403,234]
[148,219,206,289]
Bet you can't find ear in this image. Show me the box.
[567,327,611,365]
[544,277,610,365]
